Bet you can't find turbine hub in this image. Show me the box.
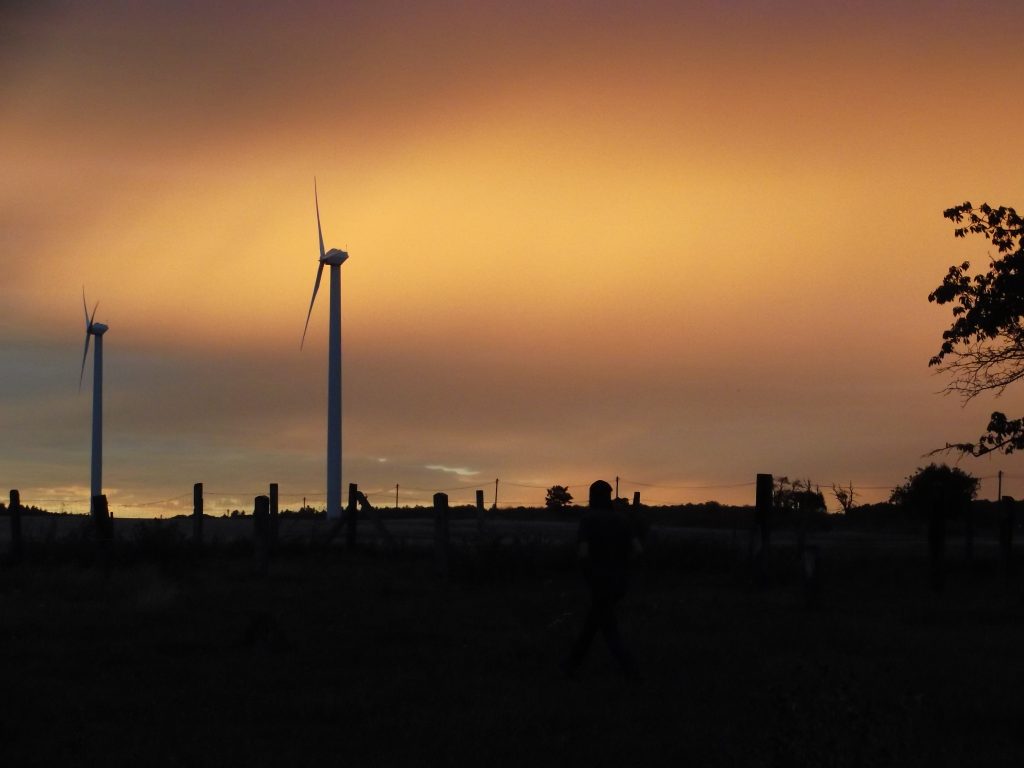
[89,323,109,335]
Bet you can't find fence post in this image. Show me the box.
[475,489,485,534]
[753,474,773,584]
[9,489,23,563]
[269,483,279,550]
[91,493,111,568]
[346,483,359,550]
[434,492,450,576]
[254,495,270,573]
[755,474,772,547]
[92,493,112,542]
[632,491,640,507]
[1000,495,1015,582]
[193,483,203,549]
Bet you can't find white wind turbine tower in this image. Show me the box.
[79,290,108,515]
[301,179,350,520]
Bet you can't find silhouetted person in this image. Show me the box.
[562,479,640,677]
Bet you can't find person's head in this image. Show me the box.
[588,480,613,510]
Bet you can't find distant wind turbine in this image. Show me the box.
[79,290,108,515]
[301,179,350,520]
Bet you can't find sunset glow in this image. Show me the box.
[4,1,1024,514]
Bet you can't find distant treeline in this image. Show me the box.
[0,503,70,517]
[254,498,1024,534]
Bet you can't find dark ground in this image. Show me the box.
[1,533,1023,767]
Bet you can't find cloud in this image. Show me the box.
[425,465,480,478]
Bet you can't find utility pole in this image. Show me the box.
[998,469,1003,500]
[395,483,399,509]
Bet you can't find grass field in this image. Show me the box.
[1,532,1023,767]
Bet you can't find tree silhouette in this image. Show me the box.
[773,477,825,514]
[545,485,573,509]
[891,463,979,590]
[930,203,1024,454]
[889,463,978,511]
[830,481,856,513]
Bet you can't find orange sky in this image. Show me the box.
[3,1,1024,514]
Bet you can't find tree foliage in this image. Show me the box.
[773,477,825,514]
[544,485,573,509]
[930,202,1024,454]
[889,463,978,513]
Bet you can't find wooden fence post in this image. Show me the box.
[91,493,112,567]
[632,491,640,507]
[192,483,203,549]
[346,483,359,550]
[253,495,270,573]
[755,474,772,547]
[475,489,485,534]
[269,483,279,550]
[9,489,23,563]
[92,494,112,542]
[434,492,450,576]
[1000,495,1015,581]
[753,474,773,584]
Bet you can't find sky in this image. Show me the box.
[3,0,1024,516]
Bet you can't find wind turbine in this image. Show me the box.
[301,179,349,520]
[79,290,108,515]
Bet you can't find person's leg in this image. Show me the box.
[599,596,638,675]
[563,593,603,674]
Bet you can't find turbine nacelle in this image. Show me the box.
[80,289,108,390]
[321,248,349,266]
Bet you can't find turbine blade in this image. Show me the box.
[300,261,325,350]
[79,333,91,392]
[89,301,99,326]
[82,288,89,328]
[315,177,326,261]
